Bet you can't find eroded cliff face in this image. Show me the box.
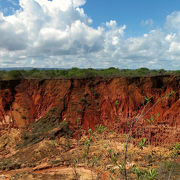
[0,76,179,145]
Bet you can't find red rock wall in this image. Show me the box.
[0,76,179,145]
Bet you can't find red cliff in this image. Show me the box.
[0,76,179,145]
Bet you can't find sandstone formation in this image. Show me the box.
[0,76,179,145]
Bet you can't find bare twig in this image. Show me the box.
[123,92,173,180]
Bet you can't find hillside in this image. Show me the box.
[0,75,179,179]
[0,75,179,145]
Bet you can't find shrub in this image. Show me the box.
[18,107,73,148]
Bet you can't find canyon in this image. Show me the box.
[0,75,179,146]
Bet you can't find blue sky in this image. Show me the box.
[0,0,180,69]
[84,0,180,36]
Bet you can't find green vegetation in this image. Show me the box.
[96,124,107,133]
[17,107,73,148]
[0,159,21,171]
[0,79,180,180]
[133,167,158,180]
[138,137,147,150]
[0,67,180,80]
[82,129,94,162]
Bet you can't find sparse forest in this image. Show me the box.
[0,67,180,80]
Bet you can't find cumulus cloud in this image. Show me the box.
[0,11,28,50]
[0,0,180,69]
[165,11,180,31]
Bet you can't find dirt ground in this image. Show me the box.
[0,128,179,180]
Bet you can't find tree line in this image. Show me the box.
[0,67,179,80]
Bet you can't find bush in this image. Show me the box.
[7,70,23,79]
[0,68,179,80]
[18,107,73,148]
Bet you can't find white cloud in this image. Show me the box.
[165,33,176,41]
[30,59,35,65]
[0,0,180,69]
[141,19,154,27]
[165,11,180,31]
[0,17,28,51]
[169,42,180,54]
[106,20,117,28]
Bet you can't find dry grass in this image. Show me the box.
[0,127,179,180]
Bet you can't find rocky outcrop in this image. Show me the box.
[0,76,179,145]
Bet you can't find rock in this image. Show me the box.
[0,77,179,145]
[33,163,52,171]
[0,174,8,180]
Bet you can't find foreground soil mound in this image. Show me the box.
[0,128,179,180]
[0,75,179,145]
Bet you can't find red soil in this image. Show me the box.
[0,76,179,145]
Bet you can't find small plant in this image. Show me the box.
[167,143,180,179]
[166,90,175,99]
[50,140,56,146]
[146,115,155,124]
[162,161,174,171]
[60,120,68,127]
[92,156,99,167]
[117,163,125,177]
[138,137,147,149]
[76,108,82,114]
[146,169,158,180]
[83,129,94,165]
[104,143,109,148]
[133,167,158,180]
[74,117,82,165]
[133,167,146,180]
[58,97,63,102]
[170,143,180,160]
[144,96,153,104]
[96,124,107,133]
[109,167,116,179]
[122,91,174,180]
[72,157,80,179]
[115,100,119,106]
[108,149,118,164]
[21,114,26,120]
[146,113,160,124]
[156,112,160,118]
